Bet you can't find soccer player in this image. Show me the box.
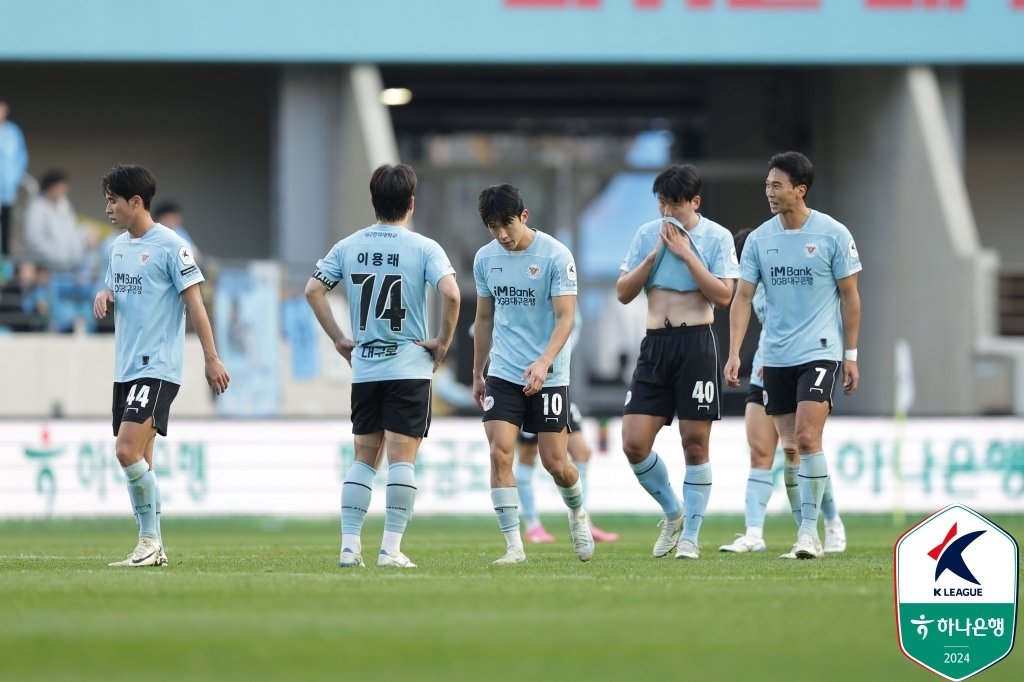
[616,164,738,560]
[94,164,229,567]
[725,151,861,560]
[472,183,594,565]
[306,163,459,569]
[718,228,846,555]
[516,311,618,544]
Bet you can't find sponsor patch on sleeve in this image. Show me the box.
[566,262,577,282]
[180,265,198,278]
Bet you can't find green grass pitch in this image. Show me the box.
[1,514,1020,682]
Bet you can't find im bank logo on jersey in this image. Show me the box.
[895,504,1018,681]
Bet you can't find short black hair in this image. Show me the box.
[477,184,525,229]
[652,164,702,204]
[369,164,416,222]
[733,228,753,260]
[102,164,157,210]
[152,201,181,221]
[39,170,68,193]
[768,152,814,194]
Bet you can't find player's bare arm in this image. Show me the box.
[615,241,661,304]
[93,289,114,319]
[304,276,356,365]
[522,294,575,397]
[661,223,734,307]
[838,272,861,395]
[415,273,461,371]
[472,295,495,407]
[181,284,230,394]
[725,279,756,388]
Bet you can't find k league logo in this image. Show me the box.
[895,504,1019,681]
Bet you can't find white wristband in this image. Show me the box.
[844,349,858,362]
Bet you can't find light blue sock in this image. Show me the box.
[798,452,829,537]
[384,462,417,533]
[514,462,539,525]
[784,464,802,526]
[381,462,416,555]
[821,476,838,522]
[341,461,376,537]
[681,462,712,544]
[123,460,157,540]
[491,487,523,549]
[154,476,162,544]
[744,468,773,532]
[575,461,589,506]
[630,451,681,518]
[556,477,584,511]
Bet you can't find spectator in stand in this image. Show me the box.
[153,201,200,259]
[0,97,29,258]
[24,170,87,272]
[0,260,48,331]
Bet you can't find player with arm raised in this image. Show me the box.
[616,164,737,560]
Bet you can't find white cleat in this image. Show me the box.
[824,519,847,553]
[108,537,162,567]
[492,546,528,565]
[793,533,824,560]
[779,547,799,560]
[377,551,417,568]
[675,538,700,560]
[338,548,365,568]
[719,534,767,553]
[156,547,169,567]
[653,513,685,557]
[568,508,595,562]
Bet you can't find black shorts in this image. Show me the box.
[623,324,721,423]
[762,360,841,415]
[518,401,582,443]
[351,379,432,437]
[112,378,180,437]
[745,381,767,407]
[483,376,571,434]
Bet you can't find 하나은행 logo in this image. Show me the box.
[895,504,1019,681]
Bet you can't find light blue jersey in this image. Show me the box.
[315,224,454,383]
[474,230,578,387]
[740,210,862,367]
[105,224,204,384]
[750,283,767,388]
[619,215,739,293]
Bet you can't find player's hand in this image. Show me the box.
[521,359,550,397]
[93,289,114,319]
[472,375,487,409]
[843,359,859,395]
[205,357,230,395]
[724,356,742,389]
[335,337,356,366]
[415,337,449,372]
[661,221,693,261]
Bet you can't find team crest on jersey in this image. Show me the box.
[804,242,819,258]
[138,252,151,265]
[526,264,542,280]
[849,240,859,260]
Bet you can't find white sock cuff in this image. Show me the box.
[122,460,149,481]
